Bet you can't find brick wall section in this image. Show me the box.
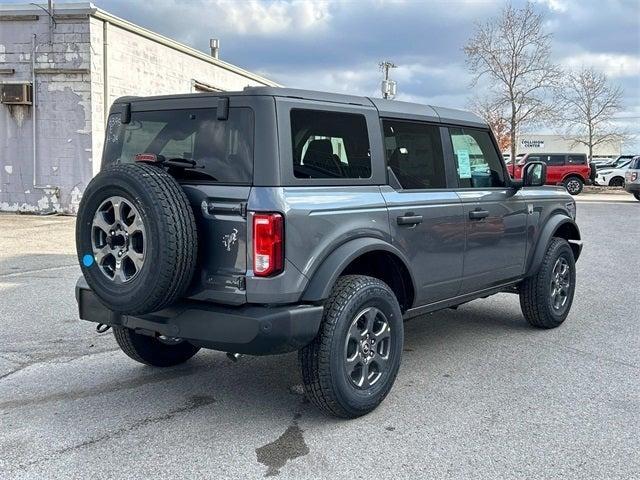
[0,15,92,213]
[1,9,274,213]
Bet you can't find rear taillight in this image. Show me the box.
[632,172,638,182]
[253,213,284,277]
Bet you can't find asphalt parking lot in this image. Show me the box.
[1,194,638,479]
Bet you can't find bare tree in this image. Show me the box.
[470,96,511,153]
[464,2,559,173]
[556,67,625,160]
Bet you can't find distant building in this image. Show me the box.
[515,134,621,159]
[0,2,277,213]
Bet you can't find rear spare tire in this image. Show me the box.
[76,163,197,315]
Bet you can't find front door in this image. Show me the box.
[381,120,465,306]
[448,127,528,293]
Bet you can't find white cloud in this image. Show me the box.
[208,0,330,35]
[534,0,569,12]
[562,53,640,78]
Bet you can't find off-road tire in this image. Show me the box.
[519,237,576,329]
[113,326,200,367]
[76,163,197,315]
[299,275,404,418]
[563,176,584,195]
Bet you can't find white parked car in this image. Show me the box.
[595,159,632,186]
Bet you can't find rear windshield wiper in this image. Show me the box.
[134,153,217,181]
[135,153,199,168]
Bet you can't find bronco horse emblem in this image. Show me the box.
[222,228,239,251]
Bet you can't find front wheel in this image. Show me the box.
[634,192,640,201]
[519,238,576,329]
[563,176,584,195]
[299,275,404,418]
[609,177,625,187]
[113,326,200,367]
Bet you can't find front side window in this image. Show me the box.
[103,107,254,183]
[383,120,446,189]
[291,109,371,179]
[449,128,505,188]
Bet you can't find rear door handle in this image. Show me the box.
[469,209,489,220]
[397,214,423,225]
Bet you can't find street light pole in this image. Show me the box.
[379,61,397,99]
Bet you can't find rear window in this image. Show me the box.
[103,107,254,184]
[290,109,371,179]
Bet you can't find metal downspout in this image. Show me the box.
[103,20,109,123]
[31,34,38,187]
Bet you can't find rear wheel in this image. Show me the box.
[634,193,640,201]
[563,176,584,195]
[519,238,576,329]
[113,326,200,367]
[299,275,404,418]
[609,176,625,187]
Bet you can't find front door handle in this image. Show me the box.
[397,214,423,226]
[469,209,489,220]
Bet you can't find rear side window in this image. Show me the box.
[290,109,371,179]
[449,128,505,188]
[567,155,587,165]
[382,120,446,189]
[632,158,640,169]
[103,108,254,184]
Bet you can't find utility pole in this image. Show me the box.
[379,61,397,99]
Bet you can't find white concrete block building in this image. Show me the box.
[0,2,277,213]
[516,134,622,159]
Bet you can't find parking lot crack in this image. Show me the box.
[13,395,216,471]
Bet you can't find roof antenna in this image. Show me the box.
[379,61,397,100]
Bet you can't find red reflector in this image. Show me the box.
[134,153,160,163]
[253,213,283,277]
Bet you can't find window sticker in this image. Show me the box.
[457,149,472,179]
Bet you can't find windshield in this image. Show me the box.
[103,107,254,183]
[614,160,631,169]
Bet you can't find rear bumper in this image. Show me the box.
[76,278,323,355]
[624,183,640,193]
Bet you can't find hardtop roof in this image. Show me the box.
[114,87,487,128]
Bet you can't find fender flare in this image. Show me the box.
[561,173,587,183]
[301,237,417,303]
[525,215,582,277]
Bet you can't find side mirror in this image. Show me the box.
[522,161,547,187]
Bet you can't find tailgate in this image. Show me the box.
[181,184,250,305]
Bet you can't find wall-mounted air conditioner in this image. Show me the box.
[1,83,33,105]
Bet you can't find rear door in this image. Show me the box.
[103,96,262,305]
[381,119,465,305]
[447,127,528,293]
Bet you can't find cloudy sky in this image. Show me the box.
[9,0,640,149]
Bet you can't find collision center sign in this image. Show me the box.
[521,139,545,149]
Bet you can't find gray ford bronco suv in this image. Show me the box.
[76,87,582,418]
